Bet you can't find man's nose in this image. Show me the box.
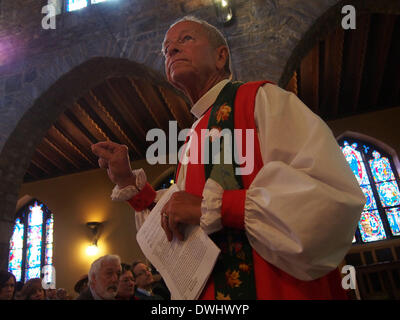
[167,42,181,57]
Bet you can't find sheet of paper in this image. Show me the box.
[136,184,220,300]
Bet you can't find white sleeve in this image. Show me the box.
[200,83,366,281]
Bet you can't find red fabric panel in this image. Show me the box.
[127,182,156,211]
[221,189,246,230]
[186,81,348,299]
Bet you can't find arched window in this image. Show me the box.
[8,199,54,283]
[66,0,110,12]
[339,138,400,244]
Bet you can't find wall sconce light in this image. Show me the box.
[86,222,103,256]
[214,0,234,25]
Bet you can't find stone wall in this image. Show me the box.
[1,0,398,269]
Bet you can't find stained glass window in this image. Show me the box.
[8,200,54,283]
[66,0,110,12]
[66,0,88,12]
[339,138,400,243]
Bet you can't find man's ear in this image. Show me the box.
[215,45,229,71]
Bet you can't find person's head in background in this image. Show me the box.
[45,288,57,300]
[19,278,45,300]
[88,254,122,300]
[116,263,135,300]
[132,261,154,291]
[0,271,16,300]
[74,274,89,295]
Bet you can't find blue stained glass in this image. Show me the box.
[376,181,400,207]
[360,185,377,210]
[28,203,43,226]
[45,244,53,265]
[358,210,387,242]
[10,218,24,249]
[8,218,24,281]
[8,249,23,281]
[341,141,369,185]
[27,226,42,246]
[9,269,21,282]
[46,217,54,244]
[25,267,41,282]
[369,151,395,183]
[67,0,88,12]
[386,208,400,236]
[26,245,41,268]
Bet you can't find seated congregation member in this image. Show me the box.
[151,266,171,300]
[74,274,89,296]
[19,278,45,300]
[91,16,366,299]
[0,270,16,300]
[116,263,137,300]
[76,254,121,300]
[132,261,163,300]
[45,288,57,300]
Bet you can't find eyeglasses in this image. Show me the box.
[120,277,135,284]
[134,267,152,278]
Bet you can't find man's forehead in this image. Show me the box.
[163,21,205,42]
[101,260,121,270]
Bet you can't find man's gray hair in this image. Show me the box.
[88,254,121,285]
[167,15,232,76]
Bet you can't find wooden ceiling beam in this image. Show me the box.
[45,129,90,169]
[30,153,54,176]
[320,28,344,119]
[365,14,397,108]
[84,89,144,158]
[130,79,172,133]
[70,103,110,142]
[36,141,72,172]
[300,45,319,114]
[101,79,147,152]
[24,166,40,181]
[55,113,98,165]
[378,15,400,107]
[42,136,81,170]
[340,13,371,115]
[157,85,193,130]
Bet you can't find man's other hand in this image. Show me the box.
[161,191,202,241]
[91,141,136,188]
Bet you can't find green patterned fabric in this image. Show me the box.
[205,81,257,300]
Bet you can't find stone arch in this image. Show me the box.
[0,57,177,269]
[279,0,400,87]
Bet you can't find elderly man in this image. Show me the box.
[76,254,121,300]
[91,16,365,299]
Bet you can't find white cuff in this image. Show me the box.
[110,169,147,201]
[200,178,224,234]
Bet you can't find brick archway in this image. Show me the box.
[0,57,175,269]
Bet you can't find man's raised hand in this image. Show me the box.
[91,141,136,188]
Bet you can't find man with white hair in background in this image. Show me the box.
[76,254,122,300]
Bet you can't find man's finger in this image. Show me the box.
[161,214,173,242]
[169,219,184,241]
[91,144,115,160]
